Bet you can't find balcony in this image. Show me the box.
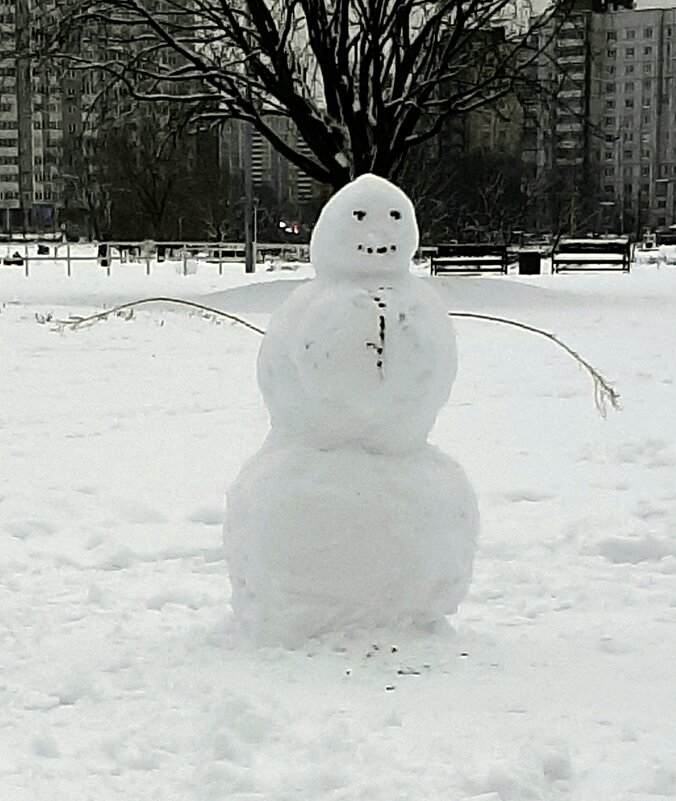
[558,55,586,66]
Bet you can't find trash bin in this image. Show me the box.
[518,250,541,275]
[97,243,109,268]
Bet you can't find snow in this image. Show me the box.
[2,254,676,799]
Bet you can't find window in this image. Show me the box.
[607,48,617,58]
[626,47,634,57]
[658,200,667,208]
[605,151,614,160]
[606,82,615,92]
[607,31,616,40]
[641,149,650,158]
[627,29,635,39]
[644,63,652,74]
[625,98,634,107]
[604,167,615,175]
[643,97,651,107]
[626,65,634,74]
[604,116,615,126]
[625,81,634,91]
[604,184,614,193]
[644,46,653,56]
[623,149,633,158]
[623,132,634,142]
[606,99,616,108]
[643,114,650,124]
[645,27,653,38]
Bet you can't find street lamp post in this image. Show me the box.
[243,122,255,273]
[599,200,617,234]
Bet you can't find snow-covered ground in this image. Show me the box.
[2,258,676,800]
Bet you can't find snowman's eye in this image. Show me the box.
[389,210,401,220]
[353,210,366,221]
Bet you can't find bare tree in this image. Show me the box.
[400,143,531,243]
[47,0,574,189]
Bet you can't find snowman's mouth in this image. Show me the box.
[359,245,397,255]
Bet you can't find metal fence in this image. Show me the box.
[1,240,312,278]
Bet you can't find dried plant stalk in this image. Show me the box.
[45,297,620,416]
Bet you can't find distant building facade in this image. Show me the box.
[592,5,676,231]
[523,0,676,233]
[221,118,327,236]
[5,0,676,238]
[0,0,65,233]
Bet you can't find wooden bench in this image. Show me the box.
[430,243,508,276]
[656,230,676,246]
[552,238,631,273]
[206,245,247,263]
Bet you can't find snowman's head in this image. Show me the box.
[310,173,418,279]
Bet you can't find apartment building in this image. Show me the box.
[592,6,676,231]
[523,0,676,233]
[0,0,67,233]
[222,118,326,232]
[521,3,599,231]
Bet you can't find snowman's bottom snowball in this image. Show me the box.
[224,440,479,647]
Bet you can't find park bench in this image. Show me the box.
[258,243,310,263]
[552,238,631,273]
[430,243,508,276]
[656,230,676,246]
[206,244,246,262]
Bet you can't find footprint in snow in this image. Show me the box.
[503,490,556,504]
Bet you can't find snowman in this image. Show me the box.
[225,174,479,647]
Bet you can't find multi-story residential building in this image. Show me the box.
[592,5,676,231]
[524,0,676,234]
[522,2,601,232]
[466,94,525,154]
[1,0,323,238]
[0,0,66,233]
[222,118,327,235]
